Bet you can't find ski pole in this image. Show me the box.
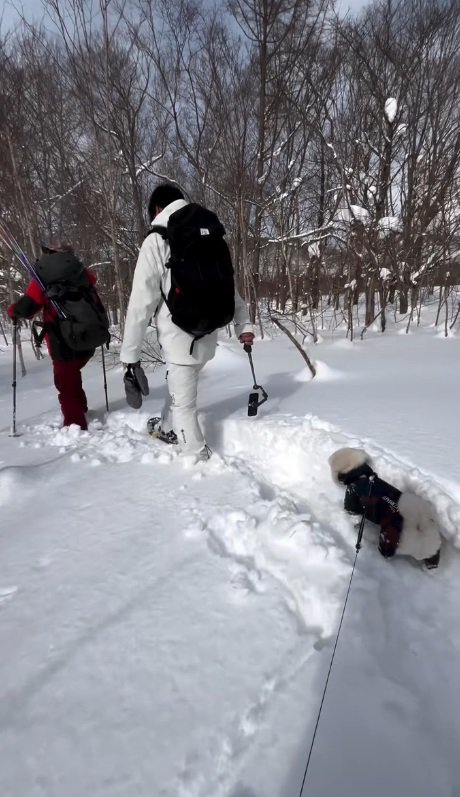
[101,345,109,412]
[244,344,268,416]
[0,219,64,317]
[9,319,19,437]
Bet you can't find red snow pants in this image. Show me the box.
[53,357,91,430]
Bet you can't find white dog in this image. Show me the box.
[329,448,442,568]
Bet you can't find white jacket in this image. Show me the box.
[120,199,253,366]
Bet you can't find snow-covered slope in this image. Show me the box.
[1,327,460,797]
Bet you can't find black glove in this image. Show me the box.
[8,295,40,320]
[123,362,149,409]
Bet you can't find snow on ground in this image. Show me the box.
[1,313,460,797]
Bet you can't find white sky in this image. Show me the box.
[336,0,370,15]
[1,0,370,34]
[1,0,47,32]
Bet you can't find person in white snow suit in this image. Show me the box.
[120,183,254,461]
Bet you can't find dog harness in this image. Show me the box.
[339,463,403,557]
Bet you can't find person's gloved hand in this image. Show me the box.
[7,304,18,319]
[239,332,255,346]
[123,362,149,409]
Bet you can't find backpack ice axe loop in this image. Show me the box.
[244,344,268,416]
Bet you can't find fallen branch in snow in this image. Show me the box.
[270,314,316,377]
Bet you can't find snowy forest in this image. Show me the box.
[3,3,460,795]
[1,0,460,340]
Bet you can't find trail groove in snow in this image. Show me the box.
[2,398,460,797]
[218,413,460,552]
[202,413,460,797]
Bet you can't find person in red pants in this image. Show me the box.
[7,243,100,431]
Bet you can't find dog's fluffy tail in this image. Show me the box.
[328,447,370,484]
[397,492,442,561]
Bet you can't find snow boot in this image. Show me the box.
[196,444,212,462]
[424,549,441,570]
[147,416,178,445]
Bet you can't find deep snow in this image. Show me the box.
[1,317,460,797]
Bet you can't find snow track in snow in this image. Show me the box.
[153,411,460,796]
[3,405,460,797]
[173,413,460,796]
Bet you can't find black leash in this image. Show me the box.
[299,547,359,796]
[355,475,375,552]
[299,476,374,796]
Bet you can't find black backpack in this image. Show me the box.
[36,252,110,352]
[150,203,235,351]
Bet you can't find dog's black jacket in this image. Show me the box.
[339,463,403,557]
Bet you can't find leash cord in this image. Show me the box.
[298,545,359,796]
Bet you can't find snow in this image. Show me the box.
[334,204,370,224]
[1,311,460,796]
[377,215,401,234]
[385,97,398,124]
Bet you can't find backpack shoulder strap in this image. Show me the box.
[143,225,170,312]
[145,225,168,241]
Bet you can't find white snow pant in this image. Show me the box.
[161,363,206,454]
